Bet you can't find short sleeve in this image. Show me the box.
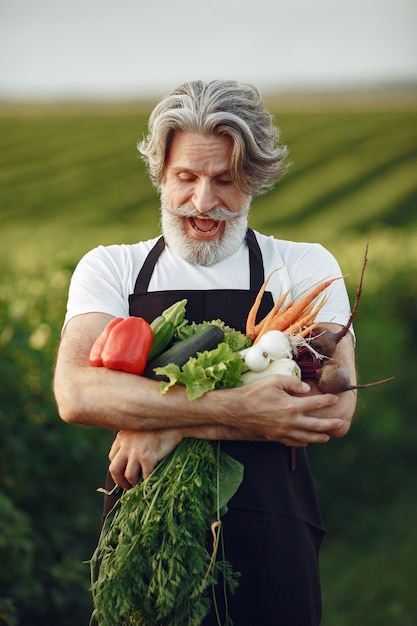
[63,245,134,327]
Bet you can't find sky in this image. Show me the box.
[1,0,416,101]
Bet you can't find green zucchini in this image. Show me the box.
[145,324,224,380]
[147,318,176,362]
[147,299,187,362]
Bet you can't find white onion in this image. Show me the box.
[241,358,301,384]
[257,330,292,360]
[244,345,271,371]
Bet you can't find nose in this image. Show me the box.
[192,179,217,213]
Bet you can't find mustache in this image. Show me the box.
[163,203,244,221]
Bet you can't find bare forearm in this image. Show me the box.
[181,423,262,442]
[55,360,228,431]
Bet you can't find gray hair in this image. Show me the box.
[138,79,288,196]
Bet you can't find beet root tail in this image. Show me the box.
[346,376,395,391]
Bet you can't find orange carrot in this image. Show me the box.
[251,284,294,340]
[283,298,319,333]
[271,277,341,331]
[245,268,280,336]
[254,276,343,343]
[257,278,321,333]
[253,292,305,343]
[285,312,317,336]
[299,322,320,338]
[283,294,328,334]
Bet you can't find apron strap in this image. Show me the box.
[245,227,265,291]
[133,228,264,294]
[133,236,166,294]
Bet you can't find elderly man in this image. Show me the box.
[54,79,356,625]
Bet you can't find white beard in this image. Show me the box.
[160,193,251,266]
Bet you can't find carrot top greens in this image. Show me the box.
[90,439,243,626]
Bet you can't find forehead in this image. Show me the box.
[166,131,233,174]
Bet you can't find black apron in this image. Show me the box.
[104,229,325,626]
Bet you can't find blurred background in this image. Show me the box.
[1,1,416,624]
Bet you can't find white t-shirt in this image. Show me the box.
[64,230,352,330]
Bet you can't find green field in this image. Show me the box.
[2,96,417,292]
[1,91,417,625]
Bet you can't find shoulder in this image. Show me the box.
[63,237,161,326]
[252,230,338,275]
[77,237,161,274]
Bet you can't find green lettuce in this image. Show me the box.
[155,341,246,401]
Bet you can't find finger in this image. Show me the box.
[124,458,141,487]
[108,438,121,461]
[282,430,330,446]
[299,393,340,412]
[278,436,309,447]
[141,458,157,480]
[298,415,343,432]
[276,376,311,395]
[109,456,132,491]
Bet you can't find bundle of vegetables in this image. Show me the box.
[88,300,249,626]
[241,244,393,393]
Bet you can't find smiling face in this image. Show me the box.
[161,131,251,265]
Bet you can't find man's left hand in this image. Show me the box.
[108,429,183,488]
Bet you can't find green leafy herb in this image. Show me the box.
[90,439,243,626]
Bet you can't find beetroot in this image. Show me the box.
[296,354,394,394]
[317,361,394,394]
[308,327,342,359]
[317,363,352,393]
[309,243,369,358]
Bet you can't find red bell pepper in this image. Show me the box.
[89,316,153,376]
[89,317,123,367]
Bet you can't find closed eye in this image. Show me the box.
[178,173,197,183]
